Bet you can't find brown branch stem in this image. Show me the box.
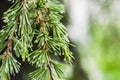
[4,36,14,59]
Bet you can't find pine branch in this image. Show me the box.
[0,0,74,80]
[0,0,32,79]
[34,3,54,79]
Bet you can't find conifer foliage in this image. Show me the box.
[0,0,73,80]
